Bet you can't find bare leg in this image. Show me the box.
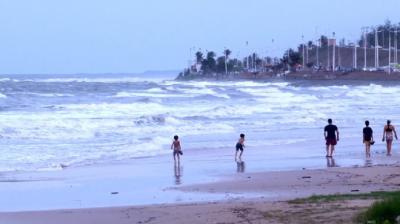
[330,145,335,157]
[366,144,371,158]
[387,140,392,156]
[239,150,243,160]
[235,151,238,161]
[326,145,329,157]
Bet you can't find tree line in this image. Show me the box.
[180,20,400,76]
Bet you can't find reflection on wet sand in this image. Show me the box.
[236,161,245,173]
[364,158,373,167]
[326,157,337,168]
[174,162,183,185]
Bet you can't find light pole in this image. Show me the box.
[254,52,256,71]
[317,38,320,68]
[389,30,391,74]
[395,29,398,64]
[338,41,341,68]
[306,42,309,65]
[246,41,249,70]
[332,32,336,71]
[327,37,330,70]
[354,43,357,69]
[224,47,228,75]
[374,27,381,69]
[363,27,367,70]
[302,35,305,67]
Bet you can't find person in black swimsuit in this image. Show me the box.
[382,120,398,156]
[235,133,245,161]
[363,120,373,158]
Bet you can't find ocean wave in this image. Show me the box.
[113,91,187,98]
[0,78,11,82]
[0,93,6,98]
[23,93,74,97]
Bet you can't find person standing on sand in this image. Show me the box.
[363,120,374,158]
[382,120,397,156]
[171,135,183,163]
[324,119,339,157]
[235,133,245,161]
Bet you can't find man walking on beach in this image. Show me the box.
[324,119,339,157]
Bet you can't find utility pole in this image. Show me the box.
[332,32,336,71]
[338,43,341,68]
[246,41,249,70]
[363,27,367,70]
[375,28,378,68]
[354,44,357,69]
[327,38,330,70]
[306,42,309,65]
[389,31,391,74]
[253,52,256,71]
[395,29,398,64]
[302,35,305,67]
[317,38,320,68]
[224,47,228,75]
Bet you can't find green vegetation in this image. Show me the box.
[361,20,400,49]
[289,191,400,204]
[289,191,400,224]
[357,193,400,224]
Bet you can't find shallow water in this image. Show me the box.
[0,74,399,172]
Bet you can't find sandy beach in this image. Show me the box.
[1,163,399,224]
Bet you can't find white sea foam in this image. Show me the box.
[2,78,400,172]
[0,93,6,98]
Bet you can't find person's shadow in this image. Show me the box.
[326,157,337,168]
[236,160,245,173]
[174,162,183,185]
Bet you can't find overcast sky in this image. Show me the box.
[0,0,399,74]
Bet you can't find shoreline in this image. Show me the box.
[2,164,400,223]
[177,70,400,82]
[0,140,399,211]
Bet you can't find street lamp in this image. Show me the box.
[332,32,336,71]
[362,27,368,70]
[302,35,305,67]
[373,27,384,68]
[395,28,398,64]
[246,41,249,71]
[354,42,357,69]
[389,30,391,74]
[317,38,320,68]
[224,47,228,75]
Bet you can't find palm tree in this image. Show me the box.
[224,49,232,74]
[195,51,203,64]
[224,49,232,58]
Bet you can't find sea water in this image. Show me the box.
[0,73,399,172]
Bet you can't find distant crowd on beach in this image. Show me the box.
[171,119,398,163]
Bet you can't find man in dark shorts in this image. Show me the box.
[363,120,373,158]
[324,119,339,157]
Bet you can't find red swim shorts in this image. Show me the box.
[326,138,337,146]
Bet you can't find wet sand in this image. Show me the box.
[1,164,400,224]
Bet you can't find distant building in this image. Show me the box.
[328,38,336,46]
